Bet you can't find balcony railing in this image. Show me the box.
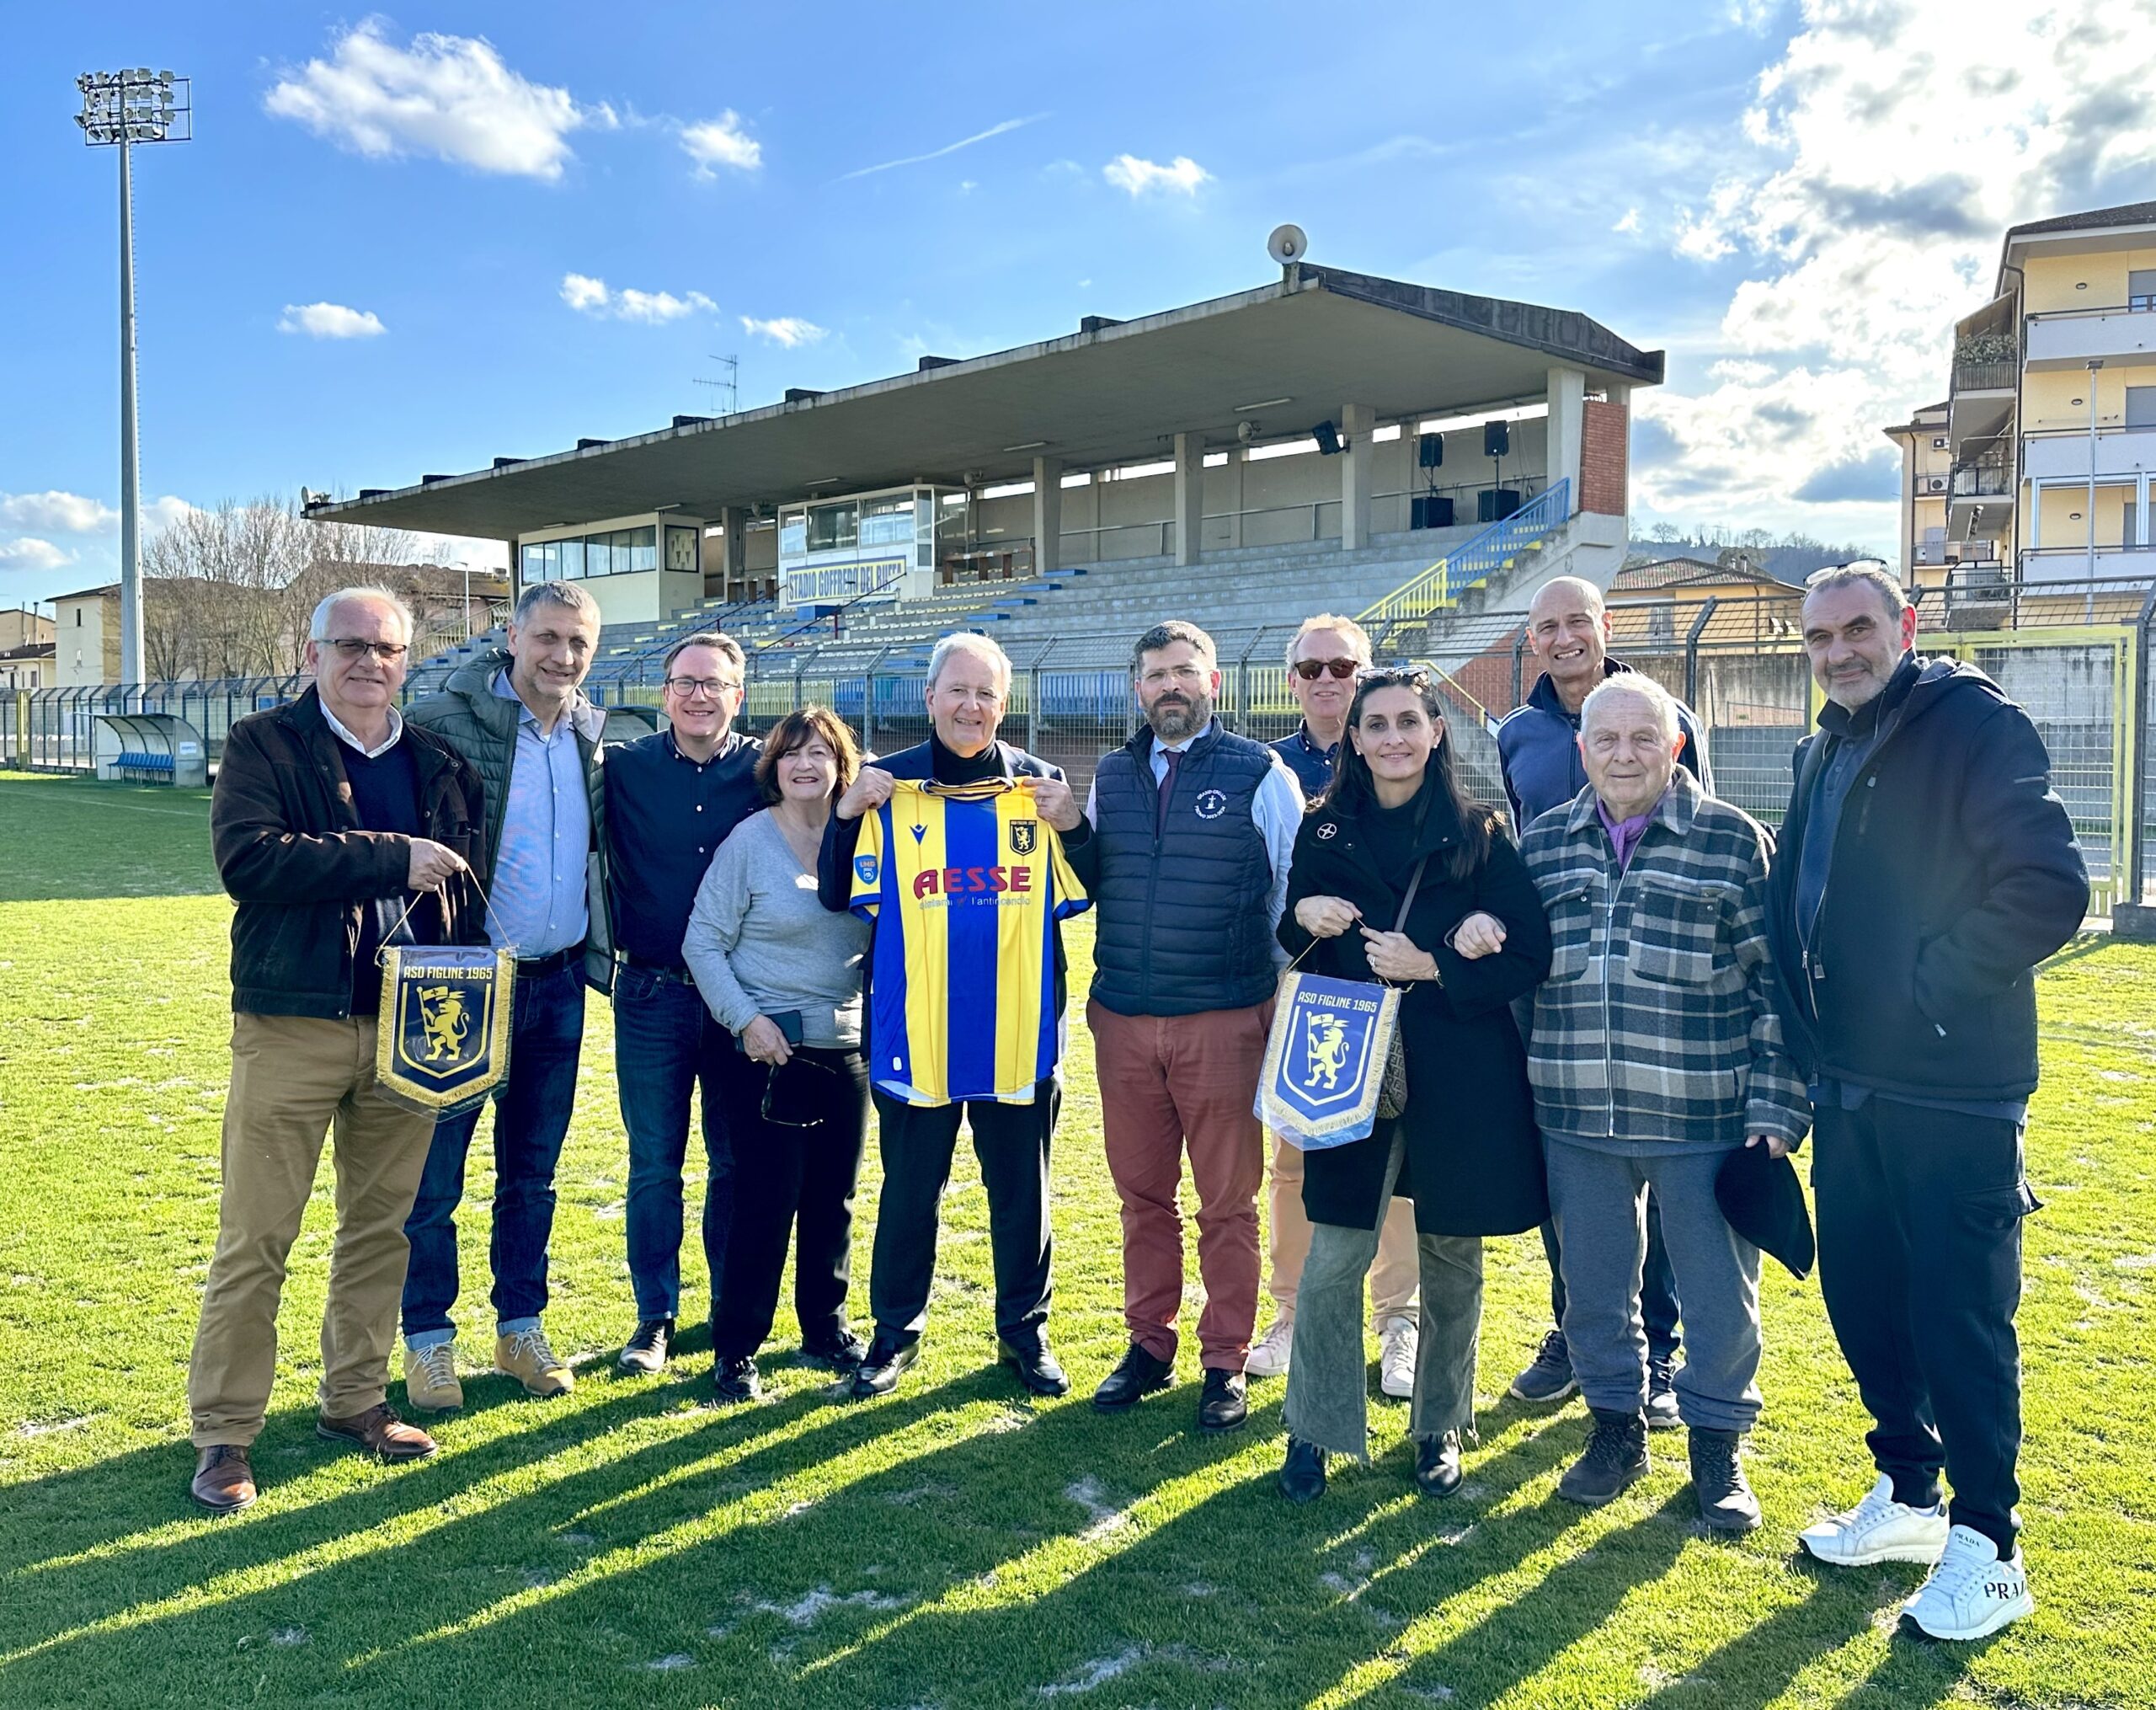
[1949,462,2012,498]
[1951,360,2016,393]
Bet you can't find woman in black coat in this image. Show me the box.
[1275,665,1551,1504]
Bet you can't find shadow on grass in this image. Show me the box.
[0,1360,979,1679]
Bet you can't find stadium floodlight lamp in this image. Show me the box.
[72,66,191,688]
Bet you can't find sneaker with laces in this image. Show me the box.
[403,1340,463,1411]
[1510,1328,1578,1404]
[1798,1473,1950,1568]
[1557,1408,1649,1506]
[495,1327,574,1397]
[1245,1314,1294,1380]
[1900,1526,2033,1641]
[1377,1315,1418,1400]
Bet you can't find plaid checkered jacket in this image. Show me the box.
[1518,772,1811,1149]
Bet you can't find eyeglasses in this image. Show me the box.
[1291,657,1361,681]
[664,676,741,699]
[322,639,408,662]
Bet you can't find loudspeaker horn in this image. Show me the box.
[1267,223,1309,266]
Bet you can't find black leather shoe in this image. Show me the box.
[999,1337,1071,1397]
[1280,1436,1328,1504]
[800,1328,867,1372]
[848,1334,918,1400]
[1414,1429,1464,1498]
[711,1353,759,1404]
[1091,1342,1174,1412]
[617,1317,674,1376]
[1197,1368,1247,1433]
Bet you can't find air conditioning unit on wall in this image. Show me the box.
[1924,476,1949,494]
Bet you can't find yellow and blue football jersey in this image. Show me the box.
[848,778,1090,1106]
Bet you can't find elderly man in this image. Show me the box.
[1521,674,1806,1532]
[186,587,483,1511]
[817,631,1089,1401]
[1498,574,1713,1420]
[1247,612,1422,1397]
[605,632,762,1376]
[1765,563,2085,1640]
[1072,620,1305,1434]
[400,580,613,1407]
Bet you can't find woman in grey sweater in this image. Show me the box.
[683,707,872,1403]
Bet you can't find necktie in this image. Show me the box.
[1156,745,1182,833]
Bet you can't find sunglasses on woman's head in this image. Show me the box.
[1355,665,1433,688]
[1291,657,1361,681]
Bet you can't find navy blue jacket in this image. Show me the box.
[1074,722,1278,1018]
[1497,658,1712,831]
[1763,654,2087,1103]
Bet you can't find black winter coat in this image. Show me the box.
[1278,781,1553,1237]
[211,688,486,1018]
[1763,655,2088,1102]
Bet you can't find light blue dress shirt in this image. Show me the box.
[487,671,590,957]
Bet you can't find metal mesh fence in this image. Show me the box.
[8,587,2152,916]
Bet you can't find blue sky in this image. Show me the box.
[5,2,2154,609]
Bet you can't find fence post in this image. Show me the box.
[2119,585,2156,936]
[1510,633,1527,708]
[1684,597,1719,708]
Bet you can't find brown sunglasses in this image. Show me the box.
[1291,657,1360,681]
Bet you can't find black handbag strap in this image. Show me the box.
[1392,852,1430,933]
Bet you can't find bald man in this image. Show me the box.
[1497,574,1713,1421]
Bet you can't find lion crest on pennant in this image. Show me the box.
[376,945,515,1115]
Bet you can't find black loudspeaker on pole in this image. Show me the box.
[1418,432,1443,469]
[1482,420,1511,458]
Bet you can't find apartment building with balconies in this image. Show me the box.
[1886,199,2156,611]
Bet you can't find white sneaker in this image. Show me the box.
[1378,1315,1418,1400]
[1901,1526,2034,1641]
[1246,1314,1294,1379]
[1798,1473,1951,1567]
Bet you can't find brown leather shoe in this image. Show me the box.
[317,1403,437,1462]
[191,1445,257,1513]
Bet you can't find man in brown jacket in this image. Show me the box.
[185,586,485,1512]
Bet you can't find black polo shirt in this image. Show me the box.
[606,727,765,967]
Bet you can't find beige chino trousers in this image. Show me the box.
[1265,1133,1421,1326]
[187,1013,437,1447]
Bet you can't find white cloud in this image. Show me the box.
[740,315,827,348]
[560,273,609,313]
[1635,0,2156,548]
[1102,153,1210,196]
[0,537,72,572]
[264,20,605,181]
[561,274,714,323]
[840,115,1044,181]
[278,302,387,339]
[0,491,116,533]
[1611,206,1642,235]
[145,496,200,532]
[681,111,761,178]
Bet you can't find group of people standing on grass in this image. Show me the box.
[181,559,2084,1644]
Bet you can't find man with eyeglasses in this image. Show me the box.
[186,586,483,1511]
[1497,574,1712,1424]
[400,580,612,1408]
[1073,620,1305,1434]
[1245,614,1424,1400]
[601,633,763,1375]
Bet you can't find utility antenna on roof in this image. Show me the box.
[691,353,739,414]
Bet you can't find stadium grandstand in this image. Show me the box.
[317,253,1662,717]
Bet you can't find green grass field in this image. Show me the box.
[1,770,2152,1709]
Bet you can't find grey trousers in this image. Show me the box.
[1282,1130,1482,1460]
[1545,1139,1763,1434]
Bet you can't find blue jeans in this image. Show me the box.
[403,964,585,1342]
[614,965,735,1323]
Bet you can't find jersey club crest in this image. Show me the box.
[1008,818,1039,856]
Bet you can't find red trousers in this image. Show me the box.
[1087,998,1272,1369]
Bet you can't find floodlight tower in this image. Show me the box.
[75,68,190,688]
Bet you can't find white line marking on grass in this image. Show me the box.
[1038,1646,1145,1695]
[755,1586,910,1627]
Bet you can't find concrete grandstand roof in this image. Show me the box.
[312,265,1665,542]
